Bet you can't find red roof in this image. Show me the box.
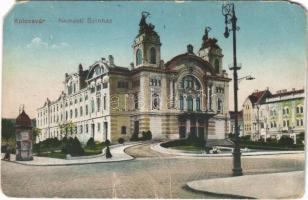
[248,90,271,104]
[16,110,32,127]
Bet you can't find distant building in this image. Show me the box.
[36,13,231,143]
[242,89,271,140]
[242,88,305,141]
[228,110,243,137]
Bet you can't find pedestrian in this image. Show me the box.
[105,146,112,159]
[3,145,11,161]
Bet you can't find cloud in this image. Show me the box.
[26,37,69,49]
[50,42,69,49]
[26,37,48,48]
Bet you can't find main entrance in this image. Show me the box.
[178,112,216,142]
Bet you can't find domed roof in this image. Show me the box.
[16,110,32,128]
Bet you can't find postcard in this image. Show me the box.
[1,0,307,199]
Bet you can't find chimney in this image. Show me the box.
[108,55,114,66]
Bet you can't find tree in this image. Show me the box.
[58,121,77,138]
[1,119,15,142]
[32,128,42,144]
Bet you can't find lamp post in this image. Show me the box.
[222,2,243,176]
[238,75,255,83]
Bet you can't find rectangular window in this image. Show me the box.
[86,105,88,115]
[86,124,88,133]
[121,126,127,134]
[91,87,95,93]
[103,82,108,88]
[96,84,101,91]
[91,100,95,113]
[97,98,101,112]
[134,94,138,109]
[117,81,129,89]
[132,80,140,88]
[97,123,100,131]
[103,96,106,110]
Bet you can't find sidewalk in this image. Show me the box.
[151,143,305,157]
[2,143,139,166]
[187,171,304,199]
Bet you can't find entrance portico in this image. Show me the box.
[178,112,217,144]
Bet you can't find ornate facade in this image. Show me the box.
[36,12,231,143]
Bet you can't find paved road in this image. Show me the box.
[1,144,305,198]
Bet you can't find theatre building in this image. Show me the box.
[36,12,231,143]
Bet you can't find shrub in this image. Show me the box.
[61,137,84,156]
[86,137,95,147]
[72,137,84,156]
[240,135,251,141]
[187,132,203,146]
[297,132,305,144]
[142,130,152,141]
[118,137,125,144]
[266,137,277,144]
[278,135,294,146]
[228,133,235,139]
[130,133,139,141]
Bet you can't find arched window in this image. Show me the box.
[181,75,201,91]
[68,81,73,95]
[80,107,83,116]
[150,47,156,64]
[180,96,184,110]
[152,93,160,110]
[217,98,223,113]
[136,49,142,65]
[196,97,200,111]
[214,59,220,73]
[187,96,193,111]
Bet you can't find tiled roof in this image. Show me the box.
[16,110,32,128]
[248,90,271,104]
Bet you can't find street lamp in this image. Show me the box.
[238,75,255,83]
[222,2,243,176]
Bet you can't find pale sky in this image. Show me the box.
[2,1,307,119]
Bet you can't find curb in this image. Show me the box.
[3,157,135,167]
[3,143,141,167]
[151,143,305,157]
[186,171,304,199]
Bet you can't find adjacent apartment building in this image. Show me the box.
[242,88,305,141]
[36,12,231,143]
